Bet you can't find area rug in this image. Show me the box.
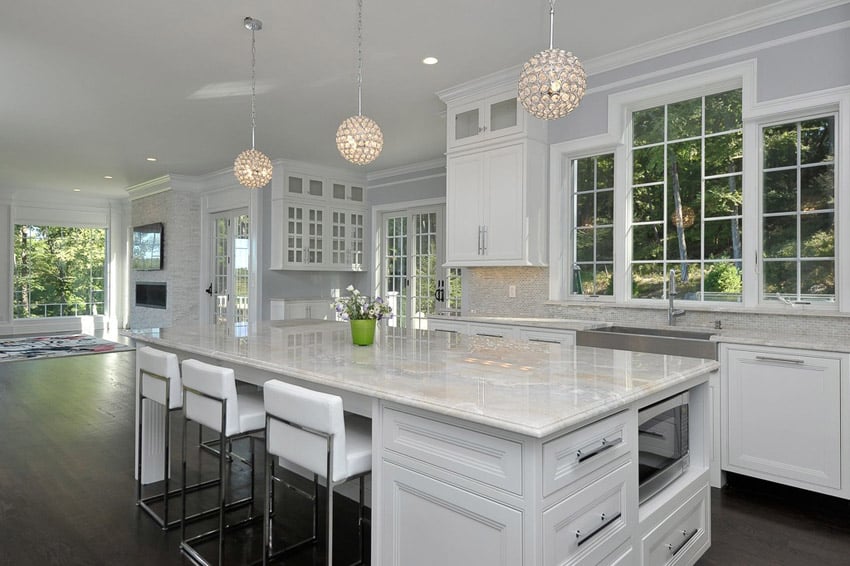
[0,334,134,363]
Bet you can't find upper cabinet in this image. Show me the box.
[448,92,526,149]
[270,162,368,272]
[438,71,549,267]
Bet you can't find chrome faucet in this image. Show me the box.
[668,269,685,325]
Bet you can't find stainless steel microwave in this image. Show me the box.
[638,391,690,504]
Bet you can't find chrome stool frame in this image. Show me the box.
[180,382,263,566]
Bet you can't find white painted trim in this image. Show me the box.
[367,158,446,183]
[367,173,446,190]
[126,176,172,200]
[585,0,850,75]
[436,66,521,105]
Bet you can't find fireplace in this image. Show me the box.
[136,282,167,309]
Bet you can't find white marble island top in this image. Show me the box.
[125,320,717,438]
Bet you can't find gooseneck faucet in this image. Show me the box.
[668,269,685,325]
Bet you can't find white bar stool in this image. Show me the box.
[180,359,266,566]
[136,346,191,529]
[262,379,371,565]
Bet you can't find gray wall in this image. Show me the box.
[466,6,850,332]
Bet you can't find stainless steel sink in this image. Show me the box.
[575,325,717,359]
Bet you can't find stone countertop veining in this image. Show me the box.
[439,316,850,354]
[124,320,716,439]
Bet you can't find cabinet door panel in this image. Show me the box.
[446,154,484,262]
[724,348,842,489]
[381,461,523,566]
[484,144,524,261]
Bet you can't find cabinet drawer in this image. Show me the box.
[518,328,576,346]
[641,485,709,566]
[467,323,516,338]
[382,407,523,495]
[543,410,631,497]
[543,461,632,566]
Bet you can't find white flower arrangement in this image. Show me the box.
[334,285,392,321]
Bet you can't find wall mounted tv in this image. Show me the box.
[133,223,164,271]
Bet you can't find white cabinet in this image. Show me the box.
[640,485,710,566]
[269,299,336,321]
[447,91,526,149]
[720,344,848,495]
[269,164,367,271]
[445,140,548,266]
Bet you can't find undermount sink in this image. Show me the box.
[575,325,717,360]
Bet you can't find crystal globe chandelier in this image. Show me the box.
[518,0,587,120]
[336,0,383,166]
[234,17,272,189]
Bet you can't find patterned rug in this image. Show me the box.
[0,334,134,362]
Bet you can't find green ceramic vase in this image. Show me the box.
[349,319,376,346]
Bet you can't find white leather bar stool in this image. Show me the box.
[180,359,266,566]
[136,346,189,529]
[262,379,371,565]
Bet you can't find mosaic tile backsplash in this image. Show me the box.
[465,267,850,341]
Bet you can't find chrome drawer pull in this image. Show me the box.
[528,338,560,344]
[755,355,804,365]
[667,528,699,556]
[576,436,622,463]
[575,511,621,547]
[476,333,504,338]
[432,329,458,334]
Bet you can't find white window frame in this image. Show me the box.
[549,58,850,314]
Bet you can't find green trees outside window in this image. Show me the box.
[762,116,835,303]
[630,89,744,301]
[13,225,106,318]
[572,153,614,296]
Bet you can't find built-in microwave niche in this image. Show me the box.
[133,222,163,270]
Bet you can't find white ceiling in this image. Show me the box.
[0,0,817,200]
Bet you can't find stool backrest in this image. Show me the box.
[181,359,240,436]
[138,346,182,409]
[263,379,348,482]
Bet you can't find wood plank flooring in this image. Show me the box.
[0,344,848,564]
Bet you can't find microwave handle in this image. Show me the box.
[639,391,689,425]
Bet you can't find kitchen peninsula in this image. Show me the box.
[127,320,717,565]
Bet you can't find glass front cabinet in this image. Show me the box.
[270,164,368,272]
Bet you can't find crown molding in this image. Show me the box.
[126,176,172,200]
[584,0,849,75]
[367,158,446,183]
[436,65,522,104]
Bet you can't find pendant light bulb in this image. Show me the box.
[336,0,383,166]
[234,16,272,189]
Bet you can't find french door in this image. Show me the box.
[209,209,250,326]
[381,205,460,328]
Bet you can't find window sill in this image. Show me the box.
[545,299,847,318]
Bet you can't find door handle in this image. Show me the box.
[435,280,445,302]
[205,284,213,296]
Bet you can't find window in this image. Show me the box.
[761,115,835,304]
[13,225,107,318]
[571,153,614,295]
[630,89,743,301]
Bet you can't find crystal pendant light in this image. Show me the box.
[234,17,272,189]
[518,0,586,120]
[336,0,383,166]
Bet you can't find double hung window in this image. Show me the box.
[571,153,614,296]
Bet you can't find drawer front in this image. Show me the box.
[543,461,632,566]
[517,328,576,346]
[543,410,631,497]
[642,485,710,566]
[468,323,516,338]
[382,407,523,495]
[426,319,466,334]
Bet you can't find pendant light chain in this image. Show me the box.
[250,24,257,149]
[356,0,363,116]
[548,0,556,50]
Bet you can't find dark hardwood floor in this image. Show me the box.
[0,344,848,565]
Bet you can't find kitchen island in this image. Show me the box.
[127,320,717,565]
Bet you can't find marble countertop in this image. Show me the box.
[438,316,850,353]
[124,320,716,438]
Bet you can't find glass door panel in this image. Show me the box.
[210,209,250,326]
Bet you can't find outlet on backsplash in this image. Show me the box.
[508,285,516,298]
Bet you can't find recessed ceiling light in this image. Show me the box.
[422,56,438,65]
[103,175,113,179]
[73,188,81,192]
[146,157,157,162]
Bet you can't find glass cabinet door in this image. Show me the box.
[454,107,480,142]
[489,97,518,134]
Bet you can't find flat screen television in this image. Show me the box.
[133,222,164,270]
